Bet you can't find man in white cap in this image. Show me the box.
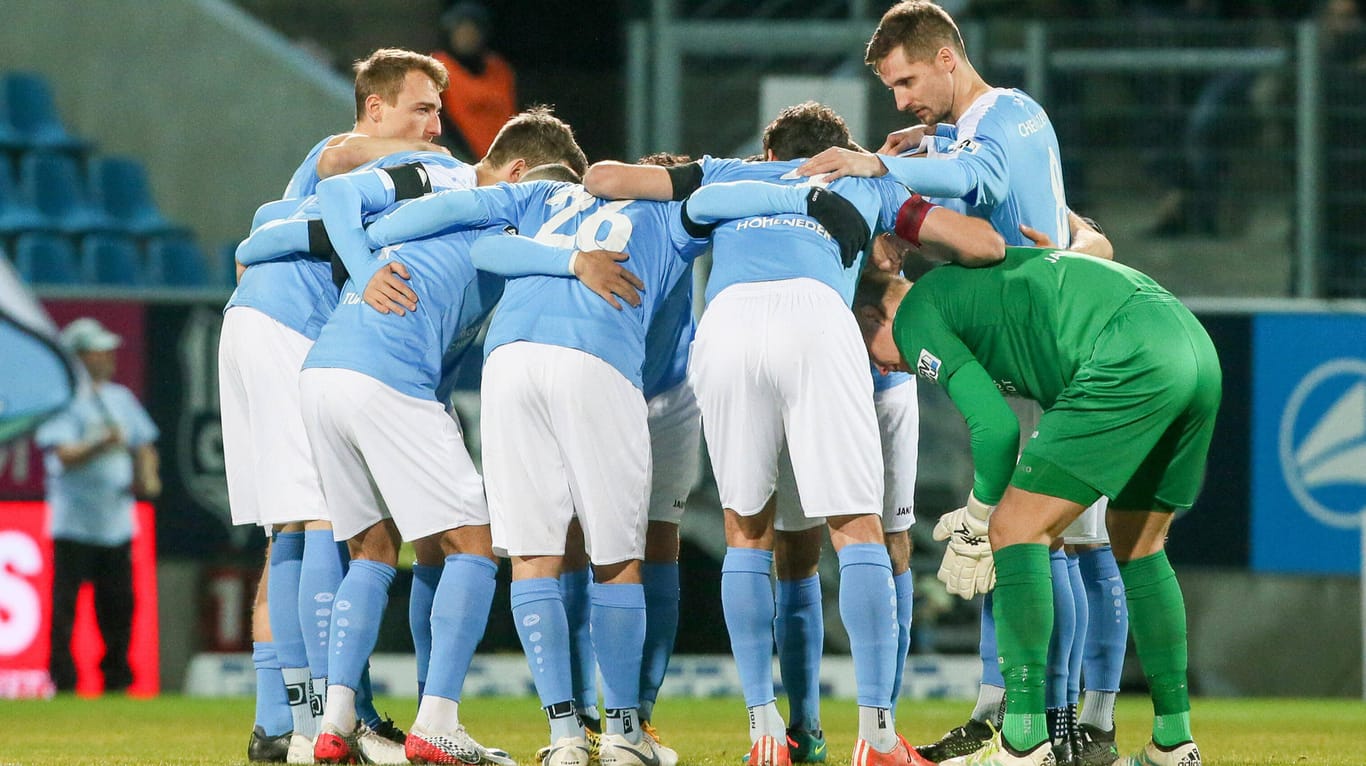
[34,317,160,693]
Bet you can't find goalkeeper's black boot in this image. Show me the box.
[1047,707,1076,766]
[1074,722,1119,766]
[247,725,291,763]
[914,717,995,763]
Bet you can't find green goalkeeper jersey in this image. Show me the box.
[892,246,1175,503]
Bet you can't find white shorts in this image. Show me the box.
[774,375,919,533]
[481,342,650,565]
[646,380,701,525]
[690,279,883,521]
[298,368,489,543]
[1063,496,1110,544]
[218,307,327,527]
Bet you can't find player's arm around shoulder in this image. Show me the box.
[583,160,676,201]
[317,134,449,179]
[892,194,1004,267]
[1018,210,1113,260]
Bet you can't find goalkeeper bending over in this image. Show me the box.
[852,233,1218,766]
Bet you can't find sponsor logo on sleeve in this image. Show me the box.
[916,350,942,381]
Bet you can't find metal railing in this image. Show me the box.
[626,15,1366,299]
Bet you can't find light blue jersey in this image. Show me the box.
[695,157,908,305]
[282,135,333,200]
[873,365,912,393]
[642,274,695,400]
[881,88,1070,248]
[368,181,711,389]
[34,383,158,546]
[226,150,476,340]
[303,229,505,401]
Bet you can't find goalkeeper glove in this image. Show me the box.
[805,186,870,268]
[931,493,996,599]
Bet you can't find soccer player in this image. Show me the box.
[853,233,1215,766]
[554,152,706,756]
[235,117,589,766]
[584,102,998,766]
[364,154,876,766]
[224,47,453,764]
[797,4,1126,760]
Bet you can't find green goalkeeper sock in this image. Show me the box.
[1119,550,1193,747]
[993,543,1053,752]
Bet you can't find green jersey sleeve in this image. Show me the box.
[943,360,1019,505]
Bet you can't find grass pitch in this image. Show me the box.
[0,694,1361,765]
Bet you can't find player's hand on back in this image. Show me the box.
[363,261,419,316]
[796,146,888,181]
[1019,223,1056,248]
[877,124,932,156]
[572,249,645,310]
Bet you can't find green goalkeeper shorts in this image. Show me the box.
[1011,292,1222,511]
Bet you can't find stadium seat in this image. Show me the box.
[217,240,240,288]
[20,150,117,235]
[147,236,208,287]
[0,157,47,237]
[92,156,186,237]
[1,72,86,151]
[13,232,80,285]
[80,233,144,286]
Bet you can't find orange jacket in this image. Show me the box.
[433,50,516,158]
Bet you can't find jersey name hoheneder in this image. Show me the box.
[696,157,908,306]
[895,247,1173,408]
[226,151,476,341]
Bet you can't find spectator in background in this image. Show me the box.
[432,2,517,161]
[35,318,160,694]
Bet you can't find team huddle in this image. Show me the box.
[221,4,1217,766]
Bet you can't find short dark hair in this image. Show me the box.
[852,267,903,318]
[522,163,582,184]
[484,106,589,177]
[352,48,449,120]
[865,1,967,70]
[637,152,693,167]
[761,102,853,161]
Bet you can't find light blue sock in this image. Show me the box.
[590,582,646,712]
[892,570,914,709]
[775,574,822,732]
[253,641,293,737]
[356,670,380,728]
[980,592,1004,688]
[511,578,574,708]
[425,555,497,702]
[559,567,598,720]
[410,563,442,697]
[327,560,395,691]
[1079,545,1128,693]
[1046,549,1076,710]
[300,530,347,680]
[1067,553,1087,706]
[640,562,680,722]
[721,547,777,708]
[837,543,897,709]
[268,533,308,672]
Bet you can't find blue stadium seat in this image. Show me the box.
[13,232,80,285]
[218,240,241,288]
[0,157,47,236]
[92,156,186,237]
[21,150,117,235]
[80,233,143,286]
[2,72,86,151]
[146,236,208,287]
